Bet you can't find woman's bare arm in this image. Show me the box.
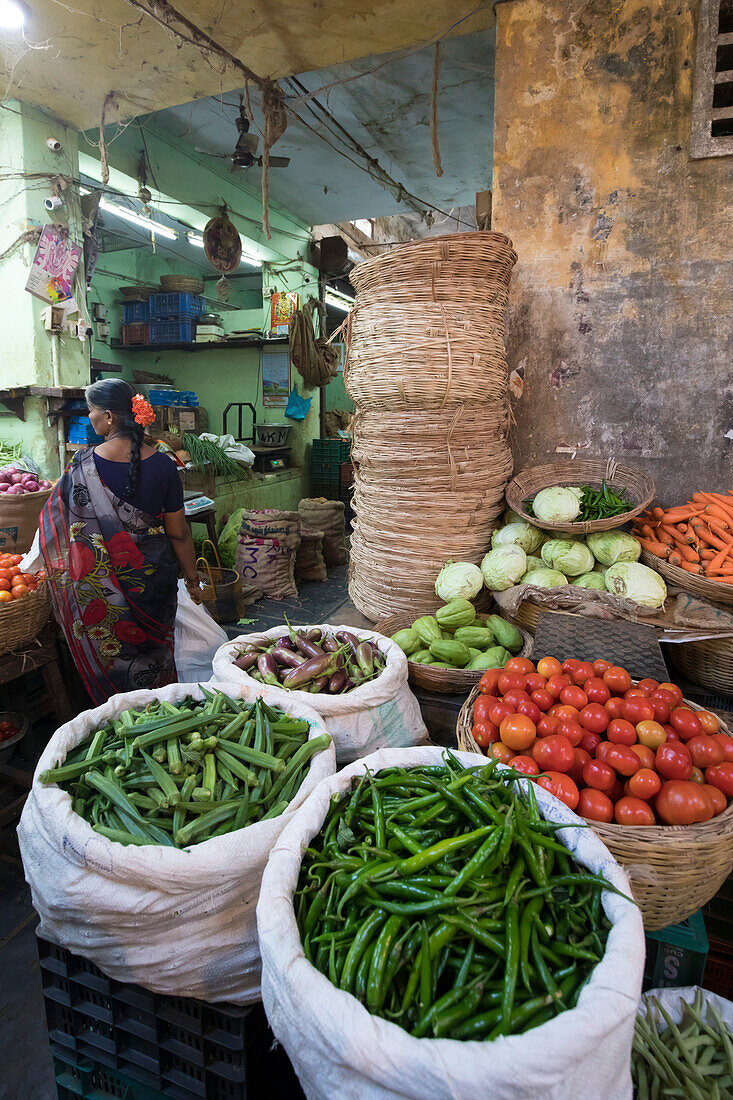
[163,509,202,603]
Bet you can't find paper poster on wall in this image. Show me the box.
[25,225,82,304]
[334,343,346,373]
[261,351,290,408]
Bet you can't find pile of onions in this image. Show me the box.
[0,467,52,495]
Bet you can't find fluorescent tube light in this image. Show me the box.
[99,198,178,240]
[324,289,355,312]
[0,0,27,29]
[187,231,262,268]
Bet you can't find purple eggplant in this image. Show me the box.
[356,641,374,678]
[278,668,290,683]
[282,653,333,689]
[306,627,323,643]
[271,645,307,669]
[274,635,296,650]
[295,633,326,659]
[328,671,346,693]
[341,678,355,693]
[322,635,341,653]
[336,631,361,659]
[310,675,329,693]
[257,652,281,687]
[234,652,258,671]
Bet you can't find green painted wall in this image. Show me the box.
[324,372,355,413]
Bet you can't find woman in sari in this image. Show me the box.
[40,379,203,705]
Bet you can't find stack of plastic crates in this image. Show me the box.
[121,301,150,346]
[148,294,204,345]
[310,438,351,500]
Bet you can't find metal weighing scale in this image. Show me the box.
[223,402,292,473]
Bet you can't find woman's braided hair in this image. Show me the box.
[86,378,144,501]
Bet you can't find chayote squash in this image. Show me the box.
[410,648,433,664]
[392,627,420,655]
[428,639,471,667]
[435,599,477,632]
[485,615,523,654]
[412,615,442,645]
[467,646,510,670]
[454,625,495,648]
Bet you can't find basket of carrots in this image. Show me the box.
[632,491,733,607]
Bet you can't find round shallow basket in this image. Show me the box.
[505,459,655,533]
[456,685,733,930]
[641,549,733,608]
[0,712,29,764]
[374,612,532,695]
[160,274,205,294]
[666,635,733,698]
[0,581,51,658]
[120,284,156,300]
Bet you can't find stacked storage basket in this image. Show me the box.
[121,299,150,347]
[148,294,205,345]
[345,232,518,620]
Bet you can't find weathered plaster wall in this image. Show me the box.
[493,0,733,502]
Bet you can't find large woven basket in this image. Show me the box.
[120,284,156,300]
[0,581,52,657]
[641,549,733,608]
[505,459,655,533]
[350,231,517,295]
[456,684,733,929]
[666,635,733,698]
[374,612,532,695]
[160,274,205,294]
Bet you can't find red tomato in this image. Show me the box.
[524,673,547,694]
[669,708,703,741]
[638,678,660,696]
[556,719,583,747]
[488,742,516,764]
[536,714,560,738]
[500,714,537,752]
[656,780,711,824]
[478,668,503,696]
[606,745,641,777]
[532,734,574,773]
[560,685,588,710]
[537,656,562,679]
[608,778,625,803]
[472,721,500,748]
[629,743,656,770]
[592,658,612,676]
[615,796,655,826]
[552,704,580,722]
[636,720,667,751]
[687,735,725,769]
[584,677,611,705]
[628,768,662,800]
[702,783,727,816]
[579,703,610,734]
[571,662,595,686]
[583,759,616,792]
[578,787,614,823]
[503,689,531,709]
[498,671,526,695]
[663,724,681,743]
[0,579,9,591]
[698,710,720,735]
[568,747,591,786]
[7,566,20,578]
[605,697,625,719]
[510,754,540,777]
[655,742,693,781]
[536,771,579,811]
[9,555,21,565]
[713,734,733,763]
[516,698,542,724]
[624,688,648,699]
[530,689,554,713]
[658,682,684,707]
[505,657,535,676]
[579,731,602,756]
[606,718,637,746]
[649,689,675,724]
[595,741,614,764]
[622,697,655,725]
[546,675,570,700]
[488,700,515,727]
[11,584,28,599]
[705,762,733,798]
[603,666,633,694]
[474,696,496,724]
[562,658,580,674]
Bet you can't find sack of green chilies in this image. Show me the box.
[17,680,336,1005]
[392,599,524,672]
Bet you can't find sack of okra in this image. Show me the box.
[256,746,644,1100]
[18,681,335,1004]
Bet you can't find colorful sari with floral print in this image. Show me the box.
[39,448,178,705]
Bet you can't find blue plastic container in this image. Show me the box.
[122,300,149,324]
[149,322,194,345]
[68,417,104,444]
[148,293,204,321]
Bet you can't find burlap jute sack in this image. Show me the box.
[299,498,347,566]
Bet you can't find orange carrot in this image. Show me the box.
[699,493,733,523]
[637,538,671,558]
[678,562,703,574]
[659,506,703,523]
[706,519,733,542]
[668,551,682,566]
[702,504,731,526]
[696,528,728,551]
[700,549,716,560]
[651,507,665,521]
[678,545,700,563]
[709,566,733,578]
[705,543,733,573]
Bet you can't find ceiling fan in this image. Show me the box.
[195,96,291,170]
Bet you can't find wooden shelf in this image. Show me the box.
[109,336,289,353]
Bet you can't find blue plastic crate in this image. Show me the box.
[149,294,204,321]
[149,323,194,345]
[122,301,149,324]
[148,390,182,406]
[68,417,104,444]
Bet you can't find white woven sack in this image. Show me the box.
[18,680,335,1004]
[257,746,645,1100]
[212,624,428,764]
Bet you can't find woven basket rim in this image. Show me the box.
[0,580,52,657]
[641,549,733,607]
[505,460,655,533]
[352,230,518,281]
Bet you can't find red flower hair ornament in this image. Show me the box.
[132,393,155,427]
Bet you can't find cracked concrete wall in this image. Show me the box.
[493,0,733,503]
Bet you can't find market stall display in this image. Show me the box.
[18,681,336,1003]
[0,453,54,554]
[505,459,654,533]
[213,625,428,764]
[0,553,51,657]
[456,659,733,928]
[256,745,644,1100]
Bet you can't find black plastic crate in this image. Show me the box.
[54,1046,168,1099]
[312,438,350,462]
[39,937,248,1100]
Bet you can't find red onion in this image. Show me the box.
[10,473,23,485]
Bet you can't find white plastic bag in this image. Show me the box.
[19,526,42,572]
[212,624,428,764]
[174,579,228,682]
[257,746,645,1100]
[199,432,254,467]
[18,680,335,1004]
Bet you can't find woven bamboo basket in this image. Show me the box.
[374,612,532,694]
[505,459,655,533]
[640,549,733,608]
[510,600,541,634]
[0,580,52,658]
[350,231,517,294]
[666,635,733,698]
[120,284,157,300]
[456,684,733,929]
[160,274,205,294]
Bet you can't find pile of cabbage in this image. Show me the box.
[437,511,668,610]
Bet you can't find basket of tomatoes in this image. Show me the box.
[456,655,733,930]
[0,551,51,657]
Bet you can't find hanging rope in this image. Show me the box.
[261,79,287,240]
[431,42,443,179]
[98,92,119,187]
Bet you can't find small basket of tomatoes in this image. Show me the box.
[456,655,733,931]
[0,551,51,657]
[0,712,29,763]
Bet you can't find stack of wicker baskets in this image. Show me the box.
[346,232,518,621]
